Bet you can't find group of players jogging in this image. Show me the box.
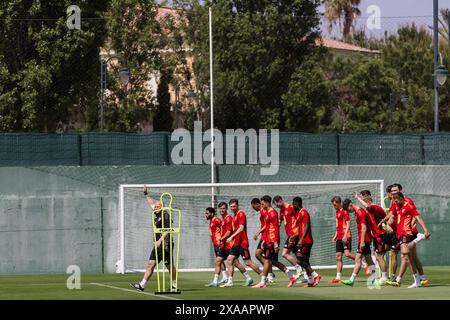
[130,182,431,292]
[204,183,431,289]
[205,195,320,288]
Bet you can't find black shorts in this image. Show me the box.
[373,236,385,254]
[217,247,229,259]
[239,244,251,260]
[149,246,172,264]
[357,241,372,255]
[214,245,220,257]
[399,235,415,245]
[412,231,418,240]
[229,245,241,258]
[296,243,313,260]
[262,242,278,261]
[384,233,399,250]
[336,239,352,253]
[256,240,263,250]
[284,236,299,251]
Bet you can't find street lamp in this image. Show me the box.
[100,57,130,131]
[435,64,449,86]
[174,80,197,129]
[118,67,130,87]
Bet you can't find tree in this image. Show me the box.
[282,51,331,132]
[181,0,322,131]
[105,0,173,132]
[323,56,400,133]
[319,23,442,133]
[324,0,361,39]
[382,24,435,132]
[0,0,110,132]
[382,24,434,89]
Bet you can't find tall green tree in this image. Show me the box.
[181,0,322,130]
[282,51,331,132]
[105,0,167,132]
[382,24,436,132]
[322,56,400,133]
[153,67,174,131]
[0,0,109,132]
[383,24,434,89]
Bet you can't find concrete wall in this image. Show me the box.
[0,165,449,274]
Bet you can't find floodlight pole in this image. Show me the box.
[209,6,215,207]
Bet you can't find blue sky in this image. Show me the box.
[320,0,450,38]
[355,0,450,17]
[173,1,450,38]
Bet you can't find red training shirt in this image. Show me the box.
[232,210,249,247]
[221,214,233,250]
[297,208,313,244]
[355,207,372,243]
[367,203,387,237]
[264,208,280,244]
[209,216,222,246]
[280,203,298,237]
[335,208,352,240]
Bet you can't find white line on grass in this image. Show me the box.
[90,282,183,300]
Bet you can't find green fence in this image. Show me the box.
[0,133,80,166]
[338,134,424,165]
[1,132,450,166]
[81,132,169,165]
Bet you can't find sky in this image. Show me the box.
[170,1,450,38]
[320,0,450,38]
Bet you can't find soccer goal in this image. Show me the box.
[116,180,384,274]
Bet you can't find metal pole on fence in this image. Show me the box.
[434,0,440,133]
[100,61,107,132]
[175,84,180,129]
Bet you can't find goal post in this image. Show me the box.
[116,180,384,274]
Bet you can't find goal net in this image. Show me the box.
[116,180,384,274]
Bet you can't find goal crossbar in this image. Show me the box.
[120,180,384,189]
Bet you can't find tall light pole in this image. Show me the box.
[434,0,440,133]
[209,6,215,207]
[100,57,130,131]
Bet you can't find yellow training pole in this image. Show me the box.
[154,193,181,294]
[383,195,391,279]
[151,209,161,293]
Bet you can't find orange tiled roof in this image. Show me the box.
[156,6,178,19]
[157,7,379,55]
[316,38,380,54]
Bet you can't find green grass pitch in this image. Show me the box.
[1,267,449,300]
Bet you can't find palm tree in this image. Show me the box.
[439,8,450,42]
[324,0,361,38]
